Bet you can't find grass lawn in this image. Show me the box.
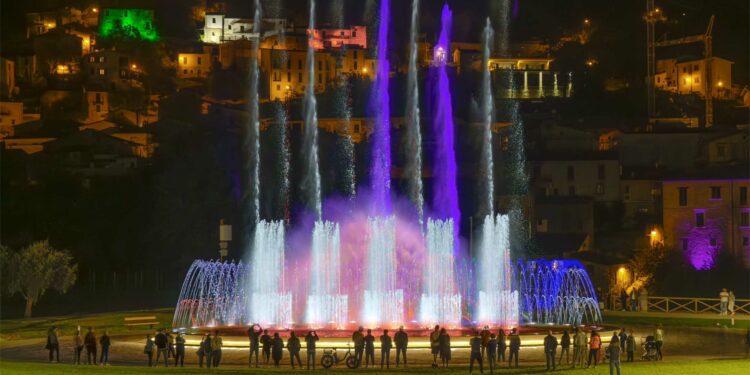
[0,358,748,375]
[602,313,750,330]
[0,309,175,342]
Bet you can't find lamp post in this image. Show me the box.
[219,219,232,261]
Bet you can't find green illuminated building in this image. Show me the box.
[100,9,159,41]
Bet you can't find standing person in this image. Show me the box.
[261,329,272,366]
[74,330,84,365]
[248,325,261,367]
[618,329,627,353]
[144,334,154,367]
[84,327,98,365]
[439,328,451,368]
[305,330,319,370]
[719,288,729,315]
[558,329,570,366]
[608,336,622,375]
[620,289,628,311]
[487,334,497,374]
[625,330,636,362]
[211,330,223,368]
[480,326,491,359]
[352,326,365,365]
[47,327,60,363]
[469,331,483,374]
[174,332,185,367]
[497,329,506,363]
[271,332,284,368]
[544,330,558,371]
[729,291,736,316]
[394,326,408,367]
[154,329,168,367]
[364,328,376,368]
[198,333,211,368]
[508,328,521,368]
[99,330,111,366]
[586,330,601,368]
[572,328,588,368]
[430,325,441,367]
[380,329,392,369]
[630,288,638,311]
[654,324,664,360]
[287,331,302,369]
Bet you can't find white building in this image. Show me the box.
[203,13,257,44]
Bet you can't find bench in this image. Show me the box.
[124,316,159,329]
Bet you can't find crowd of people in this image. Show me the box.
[43,322,681,372]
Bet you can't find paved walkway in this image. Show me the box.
[604,310,750,322]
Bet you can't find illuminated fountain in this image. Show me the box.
[172,1,601,332]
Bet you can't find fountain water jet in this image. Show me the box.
[363,216,403,325]
[303,0,322,219]
[404,0,424,225]
[369,0,392,214]
[476,215,518,326]
[306,221,348,327]
[431,4,460,235]
[420,218,461,326]
[250,220,291,326]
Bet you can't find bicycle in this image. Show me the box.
[320,344,360,369]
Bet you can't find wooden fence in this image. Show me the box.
[614,296,750,315]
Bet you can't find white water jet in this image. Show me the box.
[420,218,461,325]
[405,0,424,225]
[306,220,348,327]
[476,214,518,326]
[249,220,292,326]
[363,216,403,325]
[303,0,322,218]
[480,18,495,217]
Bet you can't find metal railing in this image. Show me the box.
[612,296,750,315]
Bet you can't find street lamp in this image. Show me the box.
[219,220,232,261]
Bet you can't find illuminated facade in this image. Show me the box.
[100,9,158,41]
[655,57,733,99]
[177,49,212,78]
[662,171,750,269]
[308,26,367,49]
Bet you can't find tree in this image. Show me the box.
[2,241,77,318]
[627,244,667,293]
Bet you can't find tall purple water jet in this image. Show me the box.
[404,0,424,225]
[431,3,460,233]
[479,17,495,217]
[369,0,392,214]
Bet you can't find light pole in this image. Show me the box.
[219,219,232,261]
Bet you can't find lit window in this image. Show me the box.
[99,56,105,63]
[98,68,105,75]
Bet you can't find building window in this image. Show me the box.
[182,57,187,64]
[287,72,291,82]
[318,61,322,71]
[212,17,216,24]
[352,31,357,37]
[709,186,721,200]
[89,56,95,62]
[98,68,105,75]
[740,187,747,205]
[318,73,322,84]
[96,104,101,113]
[596,183,604,195]
[709,238,717,247]
[597,164,605,180]
[99,56,105,63]
[197,57,202,65]
[741,212,749,227]
[567,166,575,181]
[678,187,688,206]
[95,92,101,102]
[353,61,358,70]
[717,144,726,157]
[743,237,749,247]
[276,84,280,91]
[695,212,705,228]
[681,239,688,251]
